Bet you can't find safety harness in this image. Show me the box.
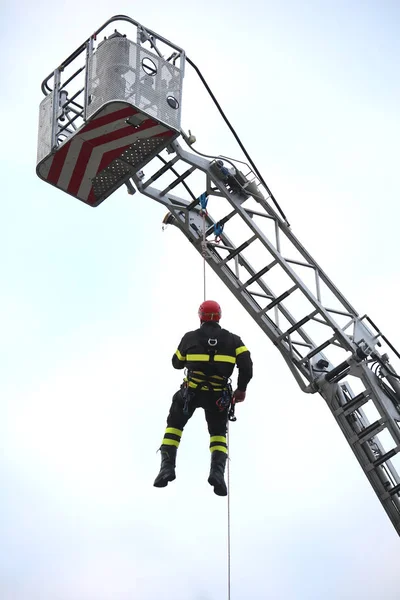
[181,335,237,421]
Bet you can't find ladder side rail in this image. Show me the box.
[357,365,400,436]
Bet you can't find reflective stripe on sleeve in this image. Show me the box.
[175,349,186,361]
[235,345,248,356]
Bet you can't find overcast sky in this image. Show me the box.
[2,1,400,599]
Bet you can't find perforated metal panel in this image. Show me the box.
[91,134,175,202]
[37,92,54,164]
[86,36,182,130]
[91,157,132,200]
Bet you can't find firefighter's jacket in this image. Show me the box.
[172,321,253,391]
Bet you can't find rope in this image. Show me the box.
[202,211,207,301]
[200,199,231,600]
[227,422,232,600]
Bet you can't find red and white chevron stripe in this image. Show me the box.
[37,102,177,206]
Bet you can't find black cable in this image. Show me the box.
[186,56,290,226]
[372,354,400,380]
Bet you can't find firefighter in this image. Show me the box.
[153,300,253,496]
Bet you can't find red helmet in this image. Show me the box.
[198,300,221,322]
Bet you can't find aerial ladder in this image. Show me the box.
[36,15,400,536]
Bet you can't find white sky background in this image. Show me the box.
[1,1,400,599]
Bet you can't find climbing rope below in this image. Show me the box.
[200,202,232,600]
[227,423,232,600]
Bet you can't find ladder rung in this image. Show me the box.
[206,242,235,251]
[205,210,236,236]
[244,207,276,221]
[160,166,196,196]
[142,156,180,189]
[301,339,332,363]
[221,235,257,264]
[353,419,386,445]
[240,260,278,288]
[285,258,316,270]
[368,446,400,470]
[248,290,274,300]
[334,391,370,417]
[276,310,318,341]
[325,307,354,318]
[291,340,312,349]
[390,483,400,496]
[260,285,298,314]
[311,315,332,326]
[380,482,400,501]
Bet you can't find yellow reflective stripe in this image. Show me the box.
[214,354,236,364]
[210,445,228,454]
[188,381,226,392]
[165,427,182,437]
[235,345,248,356]
[187,354,210,361]
[192,370,224,380]
[187,354,235,364]
[162,438,180,447]
[188,382,224,390]
[190,377,225,386]
[210,436,227,443]
[175,349,186,361]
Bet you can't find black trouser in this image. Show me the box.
[168,388,228,434]
[160,388,229,455]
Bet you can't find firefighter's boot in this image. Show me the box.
[208,450,228,496]
[153,445,177,488]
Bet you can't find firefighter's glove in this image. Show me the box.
[233,389,246,403]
